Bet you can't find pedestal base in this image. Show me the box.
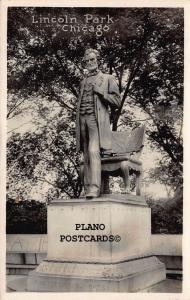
[27,195,166,292]
[27,256,166,292]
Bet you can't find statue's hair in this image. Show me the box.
[83,48,100,61]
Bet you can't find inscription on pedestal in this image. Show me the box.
[36,256,164,280]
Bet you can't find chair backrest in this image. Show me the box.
[103,126,145,156]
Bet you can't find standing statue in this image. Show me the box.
[76,48,121,199]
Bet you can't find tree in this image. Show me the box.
[7,7,183,200]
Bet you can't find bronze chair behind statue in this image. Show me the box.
[101,125,145,195]
[80,126,145,196]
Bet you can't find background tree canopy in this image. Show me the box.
[7,7,183,203]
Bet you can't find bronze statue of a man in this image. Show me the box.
[76,49,121,199]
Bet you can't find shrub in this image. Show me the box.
[6,198,47,234]
[147,189,183,234]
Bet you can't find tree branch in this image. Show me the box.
[37,176,73,198]
[54,52,78,98]
[7,97,27,119]
[112,10,152,131]
[7,121,31,134]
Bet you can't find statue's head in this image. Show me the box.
[83,48,100,73]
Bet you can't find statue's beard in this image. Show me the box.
[88,68,99,76]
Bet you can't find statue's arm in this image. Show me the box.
[103,75,121,108]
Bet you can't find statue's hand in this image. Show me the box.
[103,92,109,100]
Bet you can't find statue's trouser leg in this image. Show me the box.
[80,116,90,193]
[80,114,101,194]
[87,114,101,193]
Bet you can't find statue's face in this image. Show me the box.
[84,52,98,73]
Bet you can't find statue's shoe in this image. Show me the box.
[86,190,99,199]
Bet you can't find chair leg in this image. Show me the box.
[120,161,130,193]
[136,172,142,195]
[101,173,110,194]
[80,164,84,183]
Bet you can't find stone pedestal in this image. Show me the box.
[27,195,166,292]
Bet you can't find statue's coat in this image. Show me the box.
[76,71,121,152]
